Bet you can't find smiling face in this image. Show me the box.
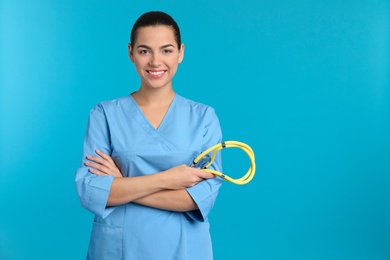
[129,25,184,91]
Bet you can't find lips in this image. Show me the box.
[147,70,166,78]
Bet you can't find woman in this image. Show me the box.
[75,11,223,259]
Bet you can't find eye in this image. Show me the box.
[162,49,173,54]
[138,49,150,55]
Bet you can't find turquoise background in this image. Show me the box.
[1,0,389,259]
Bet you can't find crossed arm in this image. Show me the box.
[85,150,215,212]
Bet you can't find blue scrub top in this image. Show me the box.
[75,94,223,260]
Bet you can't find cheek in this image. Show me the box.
[133,63,146,77]
[133,59,147,71]
[168,56,181,67]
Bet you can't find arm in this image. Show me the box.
[75,104,115,218]
[133,190,197,212]
[184,107,224,221]
[76,104,215,217]
[107,169,211,209]
[86,150,214,210]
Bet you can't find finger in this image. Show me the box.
[96,151,118,168]
[86,155,105,164]
[95,150,115,164]
[198,170,215,179]
[85,161,111,174]
[87,155,113,169]
[89,168,108,176]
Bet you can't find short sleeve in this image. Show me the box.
[75,104,116,219]
[186,107,223,222]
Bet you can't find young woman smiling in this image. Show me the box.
[75,11,223,260]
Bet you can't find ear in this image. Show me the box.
[128,43,134,62]
[178,44,185,63]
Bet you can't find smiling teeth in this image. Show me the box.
[148,71,164,75]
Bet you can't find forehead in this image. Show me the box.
[134,25,176,47]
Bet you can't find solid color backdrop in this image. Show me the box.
[1,0,389,259]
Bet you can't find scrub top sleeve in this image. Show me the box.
[75,104,116,219]
[186,107,223,222]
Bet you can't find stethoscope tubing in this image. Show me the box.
[192,141,256,185]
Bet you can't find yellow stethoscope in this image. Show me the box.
[191,141,256,185]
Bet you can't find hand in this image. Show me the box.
[160,164,215,190]
[85,150,123,178]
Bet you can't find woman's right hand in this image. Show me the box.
[160,164,215,190]
[85,150,123,178]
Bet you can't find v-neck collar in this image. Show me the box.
[129,93,177,132]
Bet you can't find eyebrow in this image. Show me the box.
[136,44,175,49]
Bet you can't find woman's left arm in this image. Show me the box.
[133,189,198,212]
[86,150,201,212]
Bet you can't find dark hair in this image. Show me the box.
[130,11,181,49]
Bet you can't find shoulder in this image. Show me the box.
[90,96,132,114]
[175,94,217,116]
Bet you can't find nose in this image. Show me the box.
[149,53,161,67]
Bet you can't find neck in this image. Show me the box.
[132,87,175,107]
